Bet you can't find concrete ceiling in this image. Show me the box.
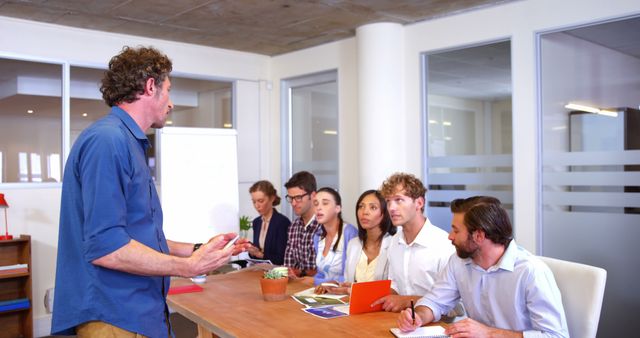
[0,0,516,56]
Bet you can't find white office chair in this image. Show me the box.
[538,256,607,338]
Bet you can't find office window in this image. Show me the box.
[423,41,512,232]
[282,70,339,191]
[70,67,110,146]
[0,58,62,183]
[47,153,61,182]
[539,17,640,336]
[168,77,233,129]
[69,66,233,180]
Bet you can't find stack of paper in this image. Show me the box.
[296,280,392,320]
[0,263,28,276]
[292,287,347,308]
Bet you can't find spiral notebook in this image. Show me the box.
[389,326,448,338]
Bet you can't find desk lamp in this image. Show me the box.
[0,193,12,240]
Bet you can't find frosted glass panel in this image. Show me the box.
[424,41,512,231]
[540,18,640,336]
[283,71,339,191]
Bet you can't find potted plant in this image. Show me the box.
[239,215,252,239]
[259,268,288,301]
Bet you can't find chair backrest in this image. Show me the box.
[538,256,607,338]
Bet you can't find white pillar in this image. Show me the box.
[356,22,404,190]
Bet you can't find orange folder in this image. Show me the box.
[168,284,203,295]
[348,279,391,314]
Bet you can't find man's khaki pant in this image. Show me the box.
[76,321,147,338]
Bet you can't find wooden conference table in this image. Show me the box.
[167,268,445,338]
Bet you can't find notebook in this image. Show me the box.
[348,279,391,314]
[389,326,448,338]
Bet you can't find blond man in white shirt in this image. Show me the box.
[372,172,455,312]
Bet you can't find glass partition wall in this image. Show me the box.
[0,60,232,185]
[282,71,339,187]
[539,17,640,337]
[423,41,513,232]
[0,59,63,183]
[69,67,233,180]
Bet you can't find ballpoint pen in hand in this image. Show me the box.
[411,300,415,325]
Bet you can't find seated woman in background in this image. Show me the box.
[316,189,396,294]
[311,187,358,287]
[246,180,291,265]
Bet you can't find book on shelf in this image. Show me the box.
[0,298,30,312]
[0,264,28,276]
[0,263,28,271]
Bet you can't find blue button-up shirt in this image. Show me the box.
[52,107,171,337]
[417,240,569,338]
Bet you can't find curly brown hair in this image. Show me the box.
[100,46,173,107]
[379,172,427,201]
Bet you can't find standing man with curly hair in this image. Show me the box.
[52,46,246,337]
[372,172,455,312]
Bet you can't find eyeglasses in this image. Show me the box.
[285,192,310,203]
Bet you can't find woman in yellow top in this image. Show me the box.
[316,189,396,294]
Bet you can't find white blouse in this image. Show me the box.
[344,234,393,283]
[354,251,379,282]
[316,231,346,282]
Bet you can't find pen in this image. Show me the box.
[411,300,415,325]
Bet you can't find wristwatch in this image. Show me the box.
[193,243,203,252]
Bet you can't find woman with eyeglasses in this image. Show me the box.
[315,189,396,295]
[246,180,291,265]
[311,187,358,289]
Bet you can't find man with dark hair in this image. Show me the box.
[397,196,568,338]
[52,46,246,337]
[283,171,321,277]
[373,172,454,312]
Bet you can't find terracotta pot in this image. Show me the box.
[259,277,288,301]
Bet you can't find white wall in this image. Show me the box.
[0,16,269,336]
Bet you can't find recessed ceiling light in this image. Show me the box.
[82,113,88,117]
[27,109,34,114]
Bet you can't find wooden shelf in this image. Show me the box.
[0,234,32,338]
[0,272,30,279]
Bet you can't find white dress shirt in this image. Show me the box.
[343,234,393,282]
[387,218,455,296]
[416,240,569,338]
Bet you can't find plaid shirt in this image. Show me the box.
[283,215,320,271]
